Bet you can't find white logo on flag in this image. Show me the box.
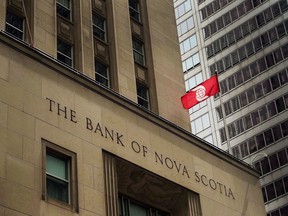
[192,85,208,102]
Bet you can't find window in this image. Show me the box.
[119,196,169,216]
[5,10,24,40]
[137,82,149,109]
[95,61,109,87]
[57,0,71,20]
[129,0,141,21]
[132,39,145,65]
[43,140,78,211]
[93,14,106,41]
[57,39,73,66]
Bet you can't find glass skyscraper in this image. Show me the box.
[174,0,288,215]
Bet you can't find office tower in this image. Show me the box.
[0,0,265,215]
[174,0,288,214]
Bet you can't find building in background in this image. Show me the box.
[0,0,266,215]
[173,0,288,215]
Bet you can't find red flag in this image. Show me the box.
[181,75,220,109]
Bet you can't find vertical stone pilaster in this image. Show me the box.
[188,192,202,216]
[103,152,118,216]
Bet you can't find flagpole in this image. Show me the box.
[215,71,232,155]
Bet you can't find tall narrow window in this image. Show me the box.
[57,0,71,20]
[137,82,149,109]
[133,38,145,65]
[95,61,110,87]
[57,39,73,66]
[43,140,78,211]
[46,152,69,203]
[129,0,140,21]
[92,13,106,41]
[5,10,24,40]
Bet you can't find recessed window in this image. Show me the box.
[137,82,149,109]
[57,39,73,66]
[43,140,78,211]
[129,0,141,21]
[93,14,106,41]
[95,61,110,87]
[119,195,170,216]
[57,0,71,20]
[5,10,24,40]
[132,38,145,65]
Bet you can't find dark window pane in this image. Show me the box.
[264,129,274,145]
[213,40,221,53]
[219,36,228,50]
[270,75,280,90]
[253,37,262,51]
[216,106,223,120]
[206,45,214,58]
[236,119,245,134]
[271,3,281,17]
[274,115,284,133]
[275,179,285,196]
[210,21,217,35]
[264,8,273,21]
[262,188,267,203]
[244,114,253,130]
[240,92,248,107]
[240,142,249,158]
[259,106,268,121]
[57,2,71,20]
[235,71,244,85]
[284,176,288,194]
[251,110,260,126]
[278,149,288,166]
[256,13,265,26]
[249,18,257,32]
[220,128,227,142]
[255,83,264,99]
[261,33,270,47]
[280,205,288,216]
[280,0,288,12]
[231,97,240,112]
[228,122,236,138]
[282,44,288,59]
[246,42,254,56]
[275,97,285,113]
[247,88,256,103]
[238,46,247,60]
[256,134,265,150]
[237,4,246,17]
[258,57,267,73]
[262,79,272,94]
[268,28,278,42]
[224,101,232,116]
[250,62,259,77]
[224,55,232,69]
[248,138,257,154]
[231,51,239,65]
[232,146,241,159]
[220,80,228,93]
[266,53,275,68]
[267,101,277,117]
[216,18,224,30]
[216,60,224,72]
[252,0,261,7]
[234,27,242,41]
[276,23,286,38]
[273,49,283,63]
[241,22,250,36]
[228,76,236,90]
[223,12,232,25]
[281,120,288,137]
[245,0,253,12]
[269,153,279,170]
[261,157,271,175]
[200,8,208,20]
[242,67,251,81]
[230,8,238,21]
[227,31,235,45]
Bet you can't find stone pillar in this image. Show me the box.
[103,152,118,216]
[188,192,202,216]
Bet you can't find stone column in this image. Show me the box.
[103,152,118,216]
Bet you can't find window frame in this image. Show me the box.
[56,0,72,21]
[92,13,107,42]
[57,39,73,67]
[136,82,150,109]
[5,10,25,40]
[95,60,110,87]
[42,139,78,212]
